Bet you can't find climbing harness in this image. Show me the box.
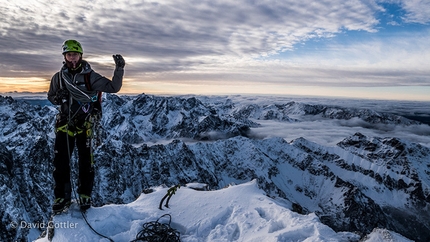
[55,70,103,147]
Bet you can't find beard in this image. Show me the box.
[64,57,82,70]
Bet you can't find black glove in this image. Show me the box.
[54,88,69,104]
[113,54,125,68]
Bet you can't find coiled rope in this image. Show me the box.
[131,214,181,242]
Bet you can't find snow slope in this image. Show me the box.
[35,181,364,242]
[34,181,414,242]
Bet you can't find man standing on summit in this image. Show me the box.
[47,39,125,212]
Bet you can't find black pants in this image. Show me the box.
[53,129,94,200]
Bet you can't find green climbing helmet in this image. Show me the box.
[62,39,83,54]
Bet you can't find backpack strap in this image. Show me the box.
[58,72,64,89]
[84,71,93,91]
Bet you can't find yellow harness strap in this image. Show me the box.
[56,122,92,137]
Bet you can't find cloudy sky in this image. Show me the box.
[1,0,429,100]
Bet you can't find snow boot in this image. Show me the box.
[79,194,91,211]
[52,198,71,213]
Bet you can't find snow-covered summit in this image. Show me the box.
[35,181,365,242]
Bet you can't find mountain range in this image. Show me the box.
[0,93,429,241]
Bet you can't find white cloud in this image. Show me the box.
[1,0,380,56]
[400,0,430,23]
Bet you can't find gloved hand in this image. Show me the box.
[113,54,125,68]
[54,88,69,104]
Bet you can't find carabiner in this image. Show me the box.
[91,95,98,102]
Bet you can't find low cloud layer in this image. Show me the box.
[249,119,430,148]
[208,95,430,147]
